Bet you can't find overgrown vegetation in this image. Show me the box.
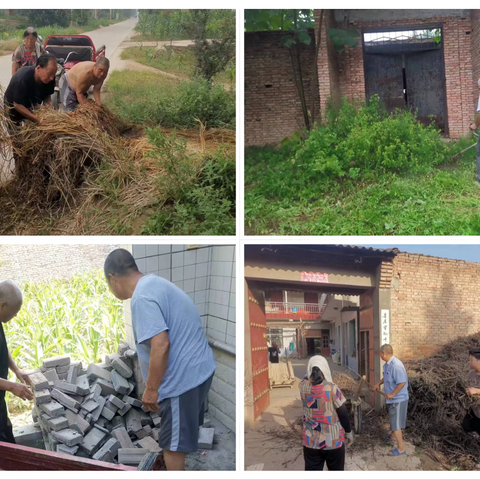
[245,97,480,235]
[142,129,236,235]
[4,271,124,412]
[105,70,235,129]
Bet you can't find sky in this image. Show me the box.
[357,245,480,264]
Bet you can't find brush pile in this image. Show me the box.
[405,332,480,469]
[332,372,370,398]
[0,101,147,206]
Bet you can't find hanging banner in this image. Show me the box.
[301,272,329,283]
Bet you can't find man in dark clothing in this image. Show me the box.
[0,281,34,444]
[4,53,56,125]
[268,342,280,363]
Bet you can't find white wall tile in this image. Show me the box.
[133,245,146,258]
[173,281,184,290]
[184,250,196,266]
[146,256,159,274]
[184,265,195,280]
[226,335,235,347]
[172,252,183,268]
[136,258,147,274]
[172,267,183,282]
[184,279,195,293]
[196,247,209,264]
[145,245,159,257]
[207,327,226,343]
[195,290,207,304]
[195,263,208,278]
[228,307,236,322]
[158,269,171,281]
[158,245,171,255]
[195,276,207,291]
[158,255,170,270]
[227,322,236,337]
[230,293,236,307]
[172,245,185,252]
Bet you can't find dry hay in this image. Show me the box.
[405,332,480,470]
[0,99,235,235]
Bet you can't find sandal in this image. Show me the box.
[385,434,395,441]
[388,448,406,457]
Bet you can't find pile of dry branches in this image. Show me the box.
[332,371,370,398]
[405,332,480,469]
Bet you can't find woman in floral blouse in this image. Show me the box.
[11,27,44,77]
[300,356,354,470]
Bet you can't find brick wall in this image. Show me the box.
[245,30,319,146]
[391,252,480,360]
[327,11,474,139]
[0,244,119,284]
[124,244,236,432]
[471,9,480,110]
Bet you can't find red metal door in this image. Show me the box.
[248,286,270,420]
[359,290,375,406]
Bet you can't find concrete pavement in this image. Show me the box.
[0,17,137,90]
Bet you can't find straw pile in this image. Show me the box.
[0,98,235,235]
[405,332,480,469]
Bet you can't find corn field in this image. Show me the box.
[4,271,124,412]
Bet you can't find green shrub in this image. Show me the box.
[143,129,235,235]
[294,96,448,181]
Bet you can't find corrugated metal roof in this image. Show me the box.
[335,245,400,254]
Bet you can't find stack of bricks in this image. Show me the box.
[28,343,162,466]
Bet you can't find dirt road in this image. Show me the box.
[0,17,137,89]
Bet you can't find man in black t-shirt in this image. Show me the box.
[268,342,280,363]
[4,53,57,125]
[0,281,33,444]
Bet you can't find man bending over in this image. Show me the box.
[59,56,110,111]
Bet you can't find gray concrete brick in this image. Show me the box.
[75,375,90,396]
[111,426,134,448]
[54,380,81,396]
[106,353,133,379]
[111,370,130,395]
[81,399,99,413]
[93,378,117,397]
[65,409,91,435]
[56,365,70,374]
[122,395,143,408]
[107,395,125,410]
[51,428,84,447]
[118,448,149,465]
[87,364,112,383]
[198,427,214,449]
[96,362,113,372]
[152,428,159,442]
[56,444,79,455]
[105,400,119,413]
[93,424,110,434]
[79,427,108,455]
[117,402,132,416]
[90,396,107,422]
[13,424,43,444]
[50,389,81,411]
[39,400,65,418]
[43,368,59,383]
[112,416,125,429]
[34,389,51,405]
[100,406,115,421]
[43,355,71,369]
[57,373,68,381]
[137,436,161,452]
[92,437,120,461]
[66,363,81,384]
[47,416,69,432]
[29,372,49,391]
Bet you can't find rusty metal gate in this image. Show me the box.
[359,290,375,407]
[364,28,447,132]
[247,286,270,420]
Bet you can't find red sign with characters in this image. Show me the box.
[301,272,329,283]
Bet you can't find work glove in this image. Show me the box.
[345,431,354,445]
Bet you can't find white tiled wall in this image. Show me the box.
[124,244,236,432]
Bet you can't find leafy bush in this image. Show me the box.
[105,71,235,129]
[143,129,235,235]
[4,271,124,411]
[26,9,70,28]
[294,96,448,181]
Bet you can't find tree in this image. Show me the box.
[245,9,359,130]
[26,9,70,28]
[181,9,235,82]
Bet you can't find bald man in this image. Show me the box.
[0,280,33,444]
[59,56,110,112]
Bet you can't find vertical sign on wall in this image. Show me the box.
[381,309,390,345]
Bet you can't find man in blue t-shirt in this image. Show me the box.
[374,344,409,457]
[104,249,216,471]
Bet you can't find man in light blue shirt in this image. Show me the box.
[374,344,409,457]
[104,249,216,471]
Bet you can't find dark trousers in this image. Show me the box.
[0,397,16,444]
[462,409,480,435]
[303,444,345,471]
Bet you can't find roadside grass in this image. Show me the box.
[4,271,124,412]
[104,70,235,129]
[245,98,480,236]
[120,46,234,87]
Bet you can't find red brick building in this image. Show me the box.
[245,9,480,146]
